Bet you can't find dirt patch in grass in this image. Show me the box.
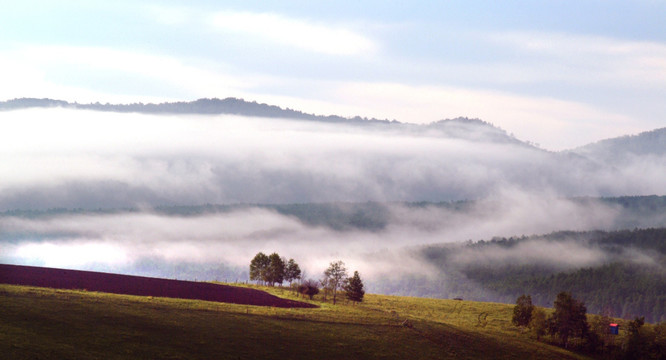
[0,264,315,308]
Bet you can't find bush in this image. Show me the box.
[298,279,320,300]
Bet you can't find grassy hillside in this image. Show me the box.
[1,284,588,360]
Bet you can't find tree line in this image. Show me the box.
[249,253,364,304]
[513,292,666,359]
[249,252,302,286]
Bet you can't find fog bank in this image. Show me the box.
[1,109,664,210]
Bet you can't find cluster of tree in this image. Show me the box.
[512,293,588,347]
[320,261,365,304]
[249,252,301,286]
[297,261,365,304]
[249,255,365,304]
[513,292,666,359]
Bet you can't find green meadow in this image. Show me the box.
[1,283,591,359]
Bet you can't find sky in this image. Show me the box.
[1,1,665,149]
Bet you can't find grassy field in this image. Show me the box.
[0,283,591,359]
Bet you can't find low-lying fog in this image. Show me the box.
[1,108,664,210]
[2,191,663,285]
[1,108,665,288]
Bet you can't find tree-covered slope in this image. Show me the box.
[417,228,666,323]
[570,127,666,162]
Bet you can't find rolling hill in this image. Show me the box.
[1,278,589,360]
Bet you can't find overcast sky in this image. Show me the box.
[1,1,665,150]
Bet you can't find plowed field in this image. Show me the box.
[0,264,315,308]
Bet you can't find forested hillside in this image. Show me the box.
[572,127,666,162]
[416,228,666,323]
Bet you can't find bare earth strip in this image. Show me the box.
[0,264,316,308]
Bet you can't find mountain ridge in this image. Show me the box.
[570,126,666,163]
[3,97,665,172]
[4,97,662,153]
[0,97,531,147]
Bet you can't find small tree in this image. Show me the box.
[284,258,302,286]
[319,277,330,302]
[249,252,269,284]
[512,294,535,327]
[298,279,320,300]
[548,292,589,348]
[323,260,348,305]
[343,271,365,304]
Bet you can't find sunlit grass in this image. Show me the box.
[1,283,590,359]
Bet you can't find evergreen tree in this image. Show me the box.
[512,294,534,327]
[344,271,365,303]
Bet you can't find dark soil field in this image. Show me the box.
[0,264,315,308]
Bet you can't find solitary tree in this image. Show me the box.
[249,252,269,284]
[284,258,302,286]
[323,260,348,305]
[265,253,285,286]
[343,271,365,304]
[548,292,589,348]
[512,294,535,327]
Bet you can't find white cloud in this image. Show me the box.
[209,11,377,56]
[0,45,259,103]
[488,31,666,86]
[0,36,658,151]
[144,4,194,25]
[1,108,663,210]
[13,241,130,268]
[328,81,638,150]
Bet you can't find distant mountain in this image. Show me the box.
[0,97,396,123]
[426,117,528,146]
[0,97,529,147]
[569,127,666,163]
